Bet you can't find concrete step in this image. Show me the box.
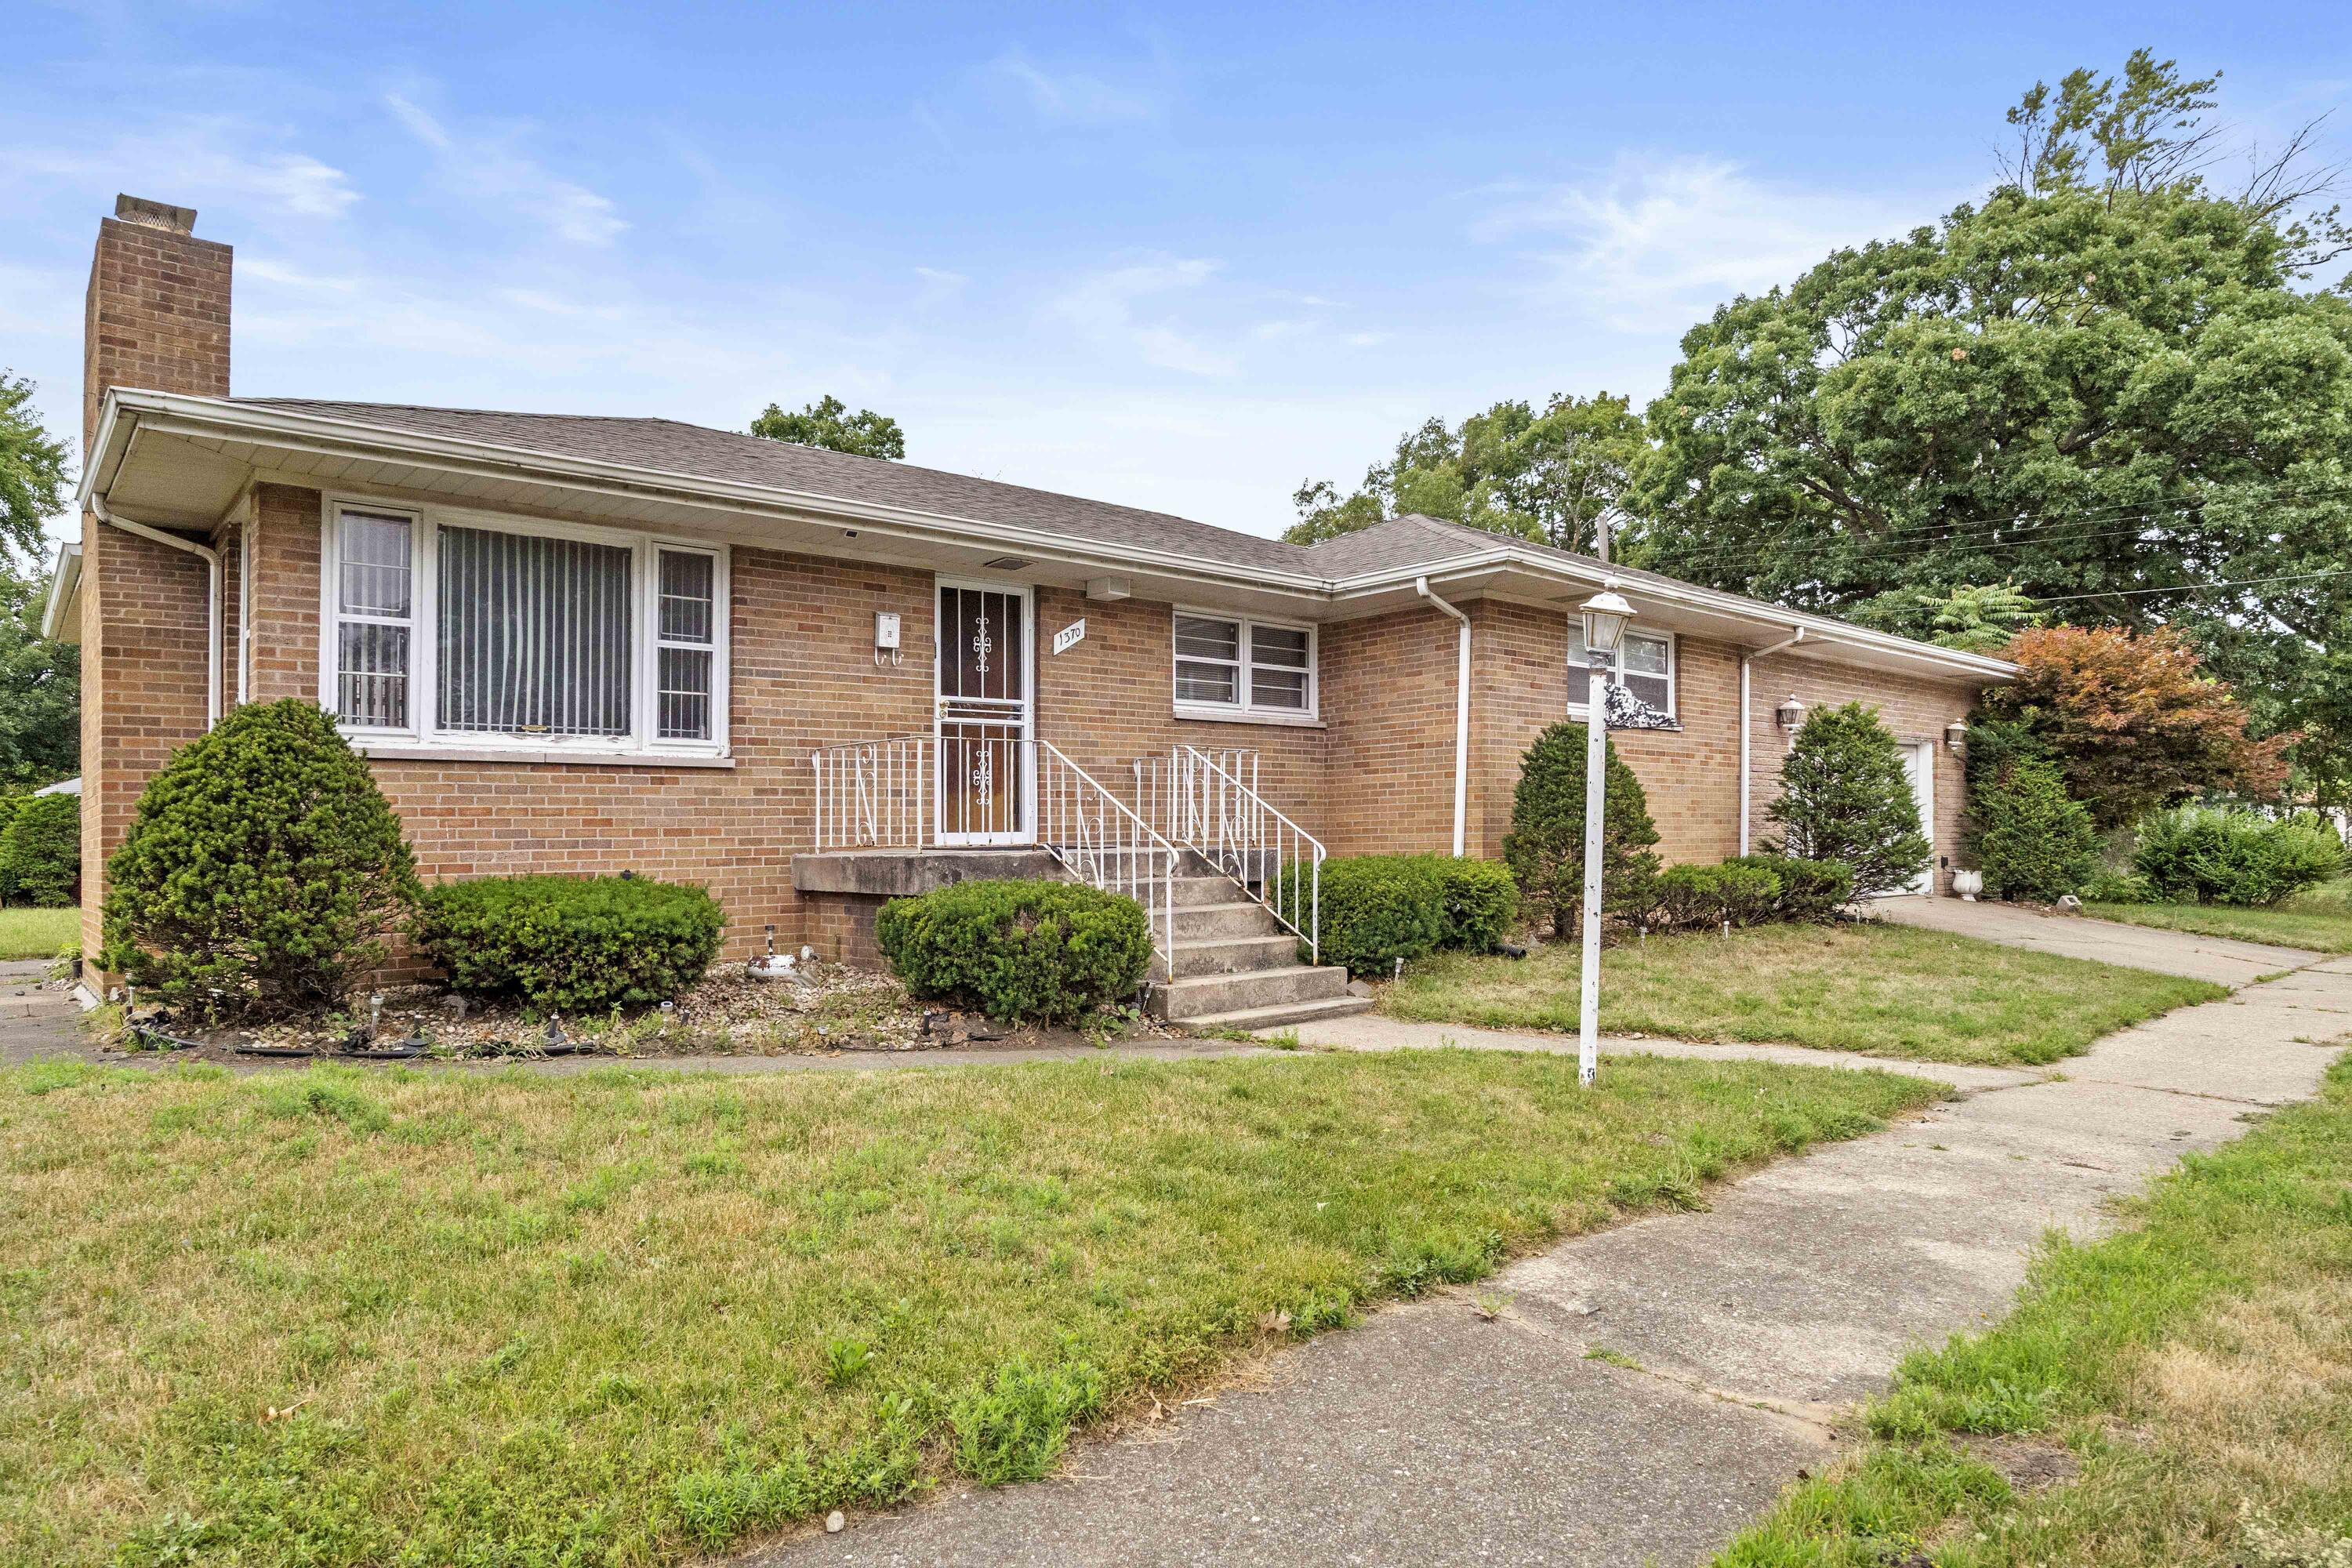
[1152,964,1352,1021]
[1172,901,1286,941]
[1177,994,1377,1033]
[1166,933,1303,978]
[1171,873,1250,908]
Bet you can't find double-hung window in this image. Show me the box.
[1173,612,1316,720]
[324,499,728,757]
[1566,622,1675,718]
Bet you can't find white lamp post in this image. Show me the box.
[1576,584,1635,1087]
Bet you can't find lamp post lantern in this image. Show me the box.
[1575,585,1635,1087]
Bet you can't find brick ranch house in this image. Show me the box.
[49,195,2014,1027]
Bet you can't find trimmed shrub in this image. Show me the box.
[1766,702,1931,899]
[1968,756,2100,903]
[1712,862,1783,927]
[0,793,23,902]
[1279,855,1445,978]
[2130,808,2347,907]
[419,873,726,1014]
[1405,855,1519,953]
[2079,869,2153,905]
[101,700,419,1016]
[1725,853,1853,922]
[0,792,78,907]
[1503,721,1661,937]
[874,879,1151,1023]
[1641,862,1784,931]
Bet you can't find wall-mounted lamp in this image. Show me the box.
[1774,695,1809,733]
[1945,719,1969,752]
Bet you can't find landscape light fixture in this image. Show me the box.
[1573,583,1635,1090]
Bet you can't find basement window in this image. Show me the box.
[1173,611,1318,721]
[321,499,729,757]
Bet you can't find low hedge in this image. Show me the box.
[2131,808,2346,907]
[0,792,78,908]
[417,873,725,1014]
[874,879,1151,1024]
[1636,854,1852,932]
[1275,854,1519,977]
[1724,853,1853,923]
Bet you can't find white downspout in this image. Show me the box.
[1415,577,1472,858]
[1739,627,1806,855]
[92,493,222,728]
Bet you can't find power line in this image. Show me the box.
[2023,568,2352,607]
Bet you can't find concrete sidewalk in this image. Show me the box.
[1871,893,2318,985]
[745,924,2350,1567]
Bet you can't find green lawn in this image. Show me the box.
[0,1049,1940,1567]
[1381,923,2225,1066]
[2086,880,2352,954]
[0,905,77,961]
[1714,1051,2352,1567]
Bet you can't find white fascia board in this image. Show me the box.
[39,539,82,641]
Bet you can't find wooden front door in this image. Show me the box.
[935,581,1033,844]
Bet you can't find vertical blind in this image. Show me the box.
[437,526,633,737]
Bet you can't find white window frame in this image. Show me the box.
[319,495,731,762]
[1566,622,1677,721]
[1171,608,1319,725]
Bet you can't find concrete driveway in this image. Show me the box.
[743,919,2349,1567]
[1870,893,2318,986]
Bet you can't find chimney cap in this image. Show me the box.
[114,194,197,234]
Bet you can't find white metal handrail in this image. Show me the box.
[1137,745,1322,963]
[810,734,1177,971]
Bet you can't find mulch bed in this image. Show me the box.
[96,960,1177,1065]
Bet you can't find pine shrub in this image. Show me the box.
[0,792,78,907]
[1724,853,1853,922]
[101,700,419,1015]
[2131,808,2347,907]
[419,873,725,1014]
[1766,703,1931,899]
[874,879,1151,1023]
[1968,756,2100,903]
[1502,721,1661,936]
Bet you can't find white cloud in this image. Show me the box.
[1045,257,1236,376]
[384,92,626,246]
[1473,153,1929,333]
[985,49,1165,125]
[0,117,358,219]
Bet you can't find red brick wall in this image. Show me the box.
[82,208,231,452]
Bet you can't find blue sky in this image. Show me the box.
[5,2,2347,555]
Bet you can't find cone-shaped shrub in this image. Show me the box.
[1766,702,1930,899]
[101,699,419,1015]
[1502,721,1660,937]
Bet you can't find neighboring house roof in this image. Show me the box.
[34,776,79,796]
[76,390,2016,681]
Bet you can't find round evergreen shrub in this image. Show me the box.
[2130,808,2346,907]
[1403,855,1519,952]
[101,700,419,1016]
[0,791,78,907]
[1276,855,1444,977]
[1766,702,1931,899]
[1724,853,1853,921]
[1967,756,2100,903]
[418,873,725,1014]
[874,879,1150,1023]
[1502,721,1661,936]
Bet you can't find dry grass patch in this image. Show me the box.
[0,1047,1939,1566]
[1714,1051,2352,1567]
[1381,922,2224,1065]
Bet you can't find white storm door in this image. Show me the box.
[935,580,1034,846]
[1900,741,1936,895]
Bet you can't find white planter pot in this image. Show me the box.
[1951,869,1984,902]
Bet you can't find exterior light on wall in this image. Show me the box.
[1775,695,1809,733]
[1945,719,1969,751]
[1573,583,1636,1091]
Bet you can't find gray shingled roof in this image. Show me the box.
[219,399,1987,665]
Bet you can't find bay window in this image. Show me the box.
[323,499,728,757]
[1173,612,1317,720]
[1567,621,1675,717]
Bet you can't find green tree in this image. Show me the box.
[1968,755,2100,902]
[0,373,70,564]
[749,395,906,460]
[1287,393,1644,553]
[1766,703,1931,899]
[102,700,419,1016]
[0,791,78,907]
[1627,53,2352,789]
[1501,721,1661,937]
[0,558,78,789]
[1846,583,2040,654]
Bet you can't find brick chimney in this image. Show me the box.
[83,194,232,452]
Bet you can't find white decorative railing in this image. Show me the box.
[1135,745,1322,964]
[810,734,1177,970]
